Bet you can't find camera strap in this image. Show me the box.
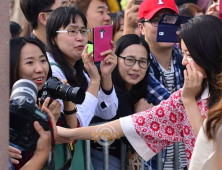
[58,142,75,170]
[48,119,56,170]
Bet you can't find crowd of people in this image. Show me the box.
[8,0,222,170]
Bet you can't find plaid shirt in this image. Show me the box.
[146,47,185,170]
[146,47,184,105]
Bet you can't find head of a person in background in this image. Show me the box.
[138,0,179,50]
[10,37,52,91]
[20,0,70,30]
[73,0,111,42]
[179,15,222,108]
[179,3,204,16]
[10,21,22,38]
[110,11,124,42]
[113,34,150,102]
[111,11,140,42]
[46,6,89,88]
[179,7,194,17]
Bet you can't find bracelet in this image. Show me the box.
[63,107,77,115]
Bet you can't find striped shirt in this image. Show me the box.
[159,60,187,170]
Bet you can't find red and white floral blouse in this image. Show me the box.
[120,89,208,167]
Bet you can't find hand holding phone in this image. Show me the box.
[93,25,113,62]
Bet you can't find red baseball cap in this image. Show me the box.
[138,0,179,21]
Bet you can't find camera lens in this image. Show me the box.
[67,87,85,104]
[10,79,38,103]
[57,84,85,104]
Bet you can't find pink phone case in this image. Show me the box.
[93,25,113,62]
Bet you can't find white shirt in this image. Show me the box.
[189,119,215,170]
[47,52,118,127]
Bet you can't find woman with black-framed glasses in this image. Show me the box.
[91,34,153,170]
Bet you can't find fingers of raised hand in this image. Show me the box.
[126,0,135,10]
[111,41,116,52]
[42,97,50,108]
[9,146,22,162]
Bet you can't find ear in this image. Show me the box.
[52,37,56,45]
[138,23,145,36]
[38,12,48,26]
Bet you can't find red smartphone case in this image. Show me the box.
[93,25,113,62]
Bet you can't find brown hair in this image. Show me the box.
[206,72,222,140]
[72,0,107,15]
[179,3,203,15]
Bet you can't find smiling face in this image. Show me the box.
[54,16,88,66]
[118,44,148,90]
[86,0,111,29]
[181,39,207,78]
[86,0,111,41]
[18,43,49,91]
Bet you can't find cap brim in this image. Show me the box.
[143,7,179,20]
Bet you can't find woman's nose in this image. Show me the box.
[35,63,44,73]
[182,56,188,66]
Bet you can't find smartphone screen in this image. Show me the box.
[93,25,113,62]
[134,0,143,5]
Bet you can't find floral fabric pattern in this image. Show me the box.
[131,89,208,166]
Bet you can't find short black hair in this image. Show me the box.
[10,21,22,38]
[20,0,55,29]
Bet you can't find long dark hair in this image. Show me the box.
[206,72,222,140]
[180,15,222,108]
[110,11,124,38]
[46,6,88,90]
[113,34,150,104]
[10,37,52,90]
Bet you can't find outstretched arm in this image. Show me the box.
[57,119,124,141]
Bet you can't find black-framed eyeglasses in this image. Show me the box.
[56,28,91,37]
[142,19,160,27]
[118,56,149,69]
[142,16,178,27]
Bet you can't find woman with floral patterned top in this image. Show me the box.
[56,15,222,168]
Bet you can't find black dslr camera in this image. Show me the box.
[40,77,85,105]
[10,79,49,152]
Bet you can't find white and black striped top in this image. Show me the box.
[159,60,187,170]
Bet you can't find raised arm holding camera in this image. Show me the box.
[9,37,73,169]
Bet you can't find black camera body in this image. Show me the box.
[10,79,49,152]
[40,77,85,105]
